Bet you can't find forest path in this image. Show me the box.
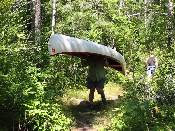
[61,82,123,130]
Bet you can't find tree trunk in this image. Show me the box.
[52,0,57,35]
[34,0,41,44]
[26,0,34,40]
[144,0,147,26]
[167,0,174,46]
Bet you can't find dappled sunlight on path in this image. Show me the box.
[69,99,121,131]
[61,82,123,130]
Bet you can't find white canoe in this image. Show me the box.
[48,34,126,75]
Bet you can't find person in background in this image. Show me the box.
[146,55,158,78]
[81,56,108,105]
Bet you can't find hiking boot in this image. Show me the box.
[87,101,94,109]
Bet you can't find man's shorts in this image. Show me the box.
[86,78,105,89]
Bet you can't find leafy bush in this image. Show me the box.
[108,52,175,130]
[0,47,73,130]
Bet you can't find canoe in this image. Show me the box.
[48,34,126,75]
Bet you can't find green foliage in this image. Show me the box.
[0,1,73,130]
[1,0,175,130]
[25,102,72,130]
[0,47,73,130]
[153,52,175,106]
[108,49,175,130]
[108,57,175,130]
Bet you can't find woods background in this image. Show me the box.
[0,0,174,130]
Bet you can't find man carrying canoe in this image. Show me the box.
[82,56,108,105]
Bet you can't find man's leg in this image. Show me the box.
[96,88,106,104]
[89,88,95,104]
[87,78,95,104]
[96,79,106,104]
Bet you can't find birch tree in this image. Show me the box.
[52,0,57,35]
[34,0,41,44]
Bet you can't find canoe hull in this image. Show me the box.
[48,34,126,74]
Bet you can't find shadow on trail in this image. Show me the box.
[67,99,120,128]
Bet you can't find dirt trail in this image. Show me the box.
[62,83,123,131]
[69,99,120,131]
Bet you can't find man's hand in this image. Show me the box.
[104,58,109,66]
